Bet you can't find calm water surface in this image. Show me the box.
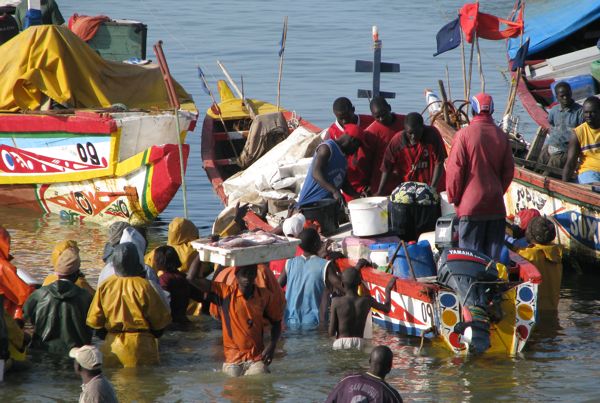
[2,0,598,401]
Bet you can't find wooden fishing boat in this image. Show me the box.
[0,25,197,225]
[507,0,600,129]
[201,87,540,355]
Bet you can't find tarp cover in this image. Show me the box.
[507,0,600,59]
[0,25,193,112]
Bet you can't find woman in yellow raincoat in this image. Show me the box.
[517,216,563,311]
[42,240,95,296]
[87,242,171,368]
[145,217,199,273]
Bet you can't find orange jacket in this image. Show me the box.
[0,227,33,320]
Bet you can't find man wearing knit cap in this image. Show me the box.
[41,240,95,296]
[24,247,93,354]
[446,93,515,261]
[70,345,119,403]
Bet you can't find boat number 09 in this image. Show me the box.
[421,303,434,324]
[77,142,101,165]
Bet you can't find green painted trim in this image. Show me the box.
[1,132,107,138]
[140,150,153,220]
[513,178,599,211]
[33,185,47,213]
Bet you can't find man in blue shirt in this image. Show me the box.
[297,125,362,206]
[539,82,583,176]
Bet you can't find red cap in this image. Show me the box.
[515,209,541,231]
[343,123,363,140]
[470,93,494,114]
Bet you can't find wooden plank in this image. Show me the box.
[525,127,548,162]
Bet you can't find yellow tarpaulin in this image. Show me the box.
[0,25,193,112]
[205,80,283,119]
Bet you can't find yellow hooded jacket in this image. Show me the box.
[86,275,171,368]
[145,218,199,273]
[518,243,563,311]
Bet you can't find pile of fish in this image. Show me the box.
[213,231,286,248]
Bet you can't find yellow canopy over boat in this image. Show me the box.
[0,25,194,112]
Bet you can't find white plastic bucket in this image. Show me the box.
[347,196,388,236]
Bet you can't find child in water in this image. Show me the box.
[153,245,191,324]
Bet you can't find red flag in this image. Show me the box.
[460,3,523,43]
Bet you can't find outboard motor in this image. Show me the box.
[437,248,500,354]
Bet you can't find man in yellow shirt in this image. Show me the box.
[563,97,600,184]
[87,243,171,368]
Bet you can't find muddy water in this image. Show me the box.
[2,0,599,401]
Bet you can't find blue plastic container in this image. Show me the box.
[551,74,597,102]
[388,240,436,279]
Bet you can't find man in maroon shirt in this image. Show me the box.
[445,93,514,261]
[376,112,447,195]
[325,345,403,403]
[327,97,375,200]
[364,96,406,195]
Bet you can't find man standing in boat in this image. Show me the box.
[297,125,362,206]
[562,96,600,184]
[364,96,406,195]
[327,97,375,199]
[539,82,583,175]
[375,112,446,195]
[445,93,514,261]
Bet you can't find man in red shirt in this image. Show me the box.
[364,96,406,195]
[376,112,447,195]
[327,98,375,199]
[327,97,374,140]
[446,93,514,261]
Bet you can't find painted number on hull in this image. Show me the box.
[77,142,101,165]
[421,303,434,325]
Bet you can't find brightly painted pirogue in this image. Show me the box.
[0,25,196,225]
[502,0,600,267]
[202,85,540,355]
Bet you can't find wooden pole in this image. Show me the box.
[445,64,452,102]
[467,37,475,100]
[154,41,188,219]
[276,16,288,111]
[460,29,467,100]
[438,79,450,124]
[476,35,485,93]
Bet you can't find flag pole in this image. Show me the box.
[476,35,485,93]
[460,27,467,101]
[198,67,239,160]
[276,16,288,111]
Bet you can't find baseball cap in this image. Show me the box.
[515,208,541,232]
[470,93,494,114]
[69,345,103,370]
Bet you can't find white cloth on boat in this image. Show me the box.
[238,112,289,169]
[223,126,323,206]
[333,337,364,350]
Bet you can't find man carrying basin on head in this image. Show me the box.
[188,264,283,377]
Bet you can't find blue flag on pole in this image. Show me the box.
[278,25,285,57]
[433,18,461,57]
[197,67,211,95]
[510,38,530,71]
